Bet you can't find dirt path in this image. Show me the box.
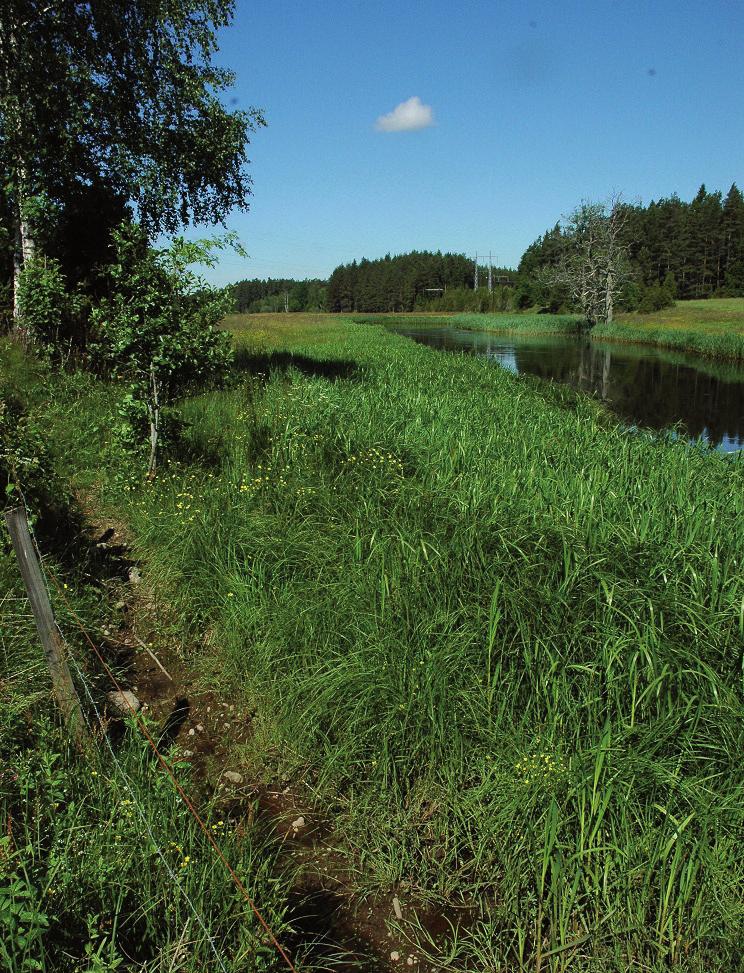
[79,511,446,972]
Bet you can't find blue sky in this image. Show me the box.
[204,0,744,285]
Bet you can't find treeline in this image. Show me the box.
[232,277,327,313]
[518,183,744,311]
[327,251,516,313]
[231,183,744,318]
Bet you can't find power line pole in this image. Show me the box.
[474,252,479,291]
[488,253,493,294]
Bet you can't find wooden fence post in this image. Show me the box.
[4,507,89,749]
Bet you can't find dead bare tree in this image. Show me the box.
[539,194,632,326]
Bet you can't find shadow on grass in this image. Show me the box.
[233,347,360,382]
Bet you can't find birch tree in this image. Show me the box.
[0,0,264,326]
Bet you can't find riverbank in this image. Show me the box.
[594,298,744,360]
[452,300,744,361]
[3,318,743,970]
[351,312,584,336]
[351,299,744,360]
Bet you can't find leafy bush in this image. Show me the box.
[90,224,235,475]
[638,282,676,313]
[16,257,85,360]
[0,380,62,522]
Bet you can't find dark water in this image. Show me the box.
[389,325,744,453]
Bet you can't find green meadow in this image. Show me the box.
[2,314,743,970]
[349,313,584,336]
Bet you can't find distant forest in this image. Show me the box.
[518,183,744,311]
[232,277,327,313]
[327,252,516,313]
[230,252,516,314]
[231,183,744,314]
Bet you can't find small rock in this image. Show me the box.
[188,728,195,736]
[196,723,204,732]
[223,771,243,785]
[106,690,141,717]
[390,952,400,962]
[407,959,415,967]
[393,896,403,920]
[128,567,141,585]
[183,750,193,757]
[290,816,305,832]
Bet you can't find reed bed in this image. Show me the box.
[452,313,583,334]
[593,319,744,360]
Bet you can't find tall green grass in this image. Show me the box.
[5,320,744,970]
[452,313,584,334]
[593,319,744,361]
[105,318,743,970]
[0,353,299,972]
[352,313,584,335]
[0,542,296,972]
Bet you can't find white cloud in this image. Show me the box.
[375,96,434,133]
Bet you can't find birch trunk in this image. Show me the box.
[147,365,161,479]
[12,212,23,320]
[11,193,37,336]
[20,205,36,265]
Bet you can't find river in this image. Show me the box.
[387,324,744,453]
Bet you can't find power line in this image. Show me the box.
[473,251,496,292]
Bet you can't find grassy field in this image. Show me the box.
[451,313,583,334]
[598,298,744,360]
[3,316,744,970]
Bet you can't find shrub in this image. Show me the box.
[90,223,235,476]
[638,282,675,313]
[16,257,85,360]
[0,376,68,527]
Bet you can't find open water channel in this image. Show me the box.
[388,324,744,453]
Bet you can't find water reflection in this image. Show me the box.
[390,326,744,452]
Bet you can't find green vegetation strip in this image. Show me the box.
[3,318,744,970]
[355,300,744,360]
[593,318,744,361]
[451,312,584,334]
[0,345,294,972]
[353,313,585,335]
